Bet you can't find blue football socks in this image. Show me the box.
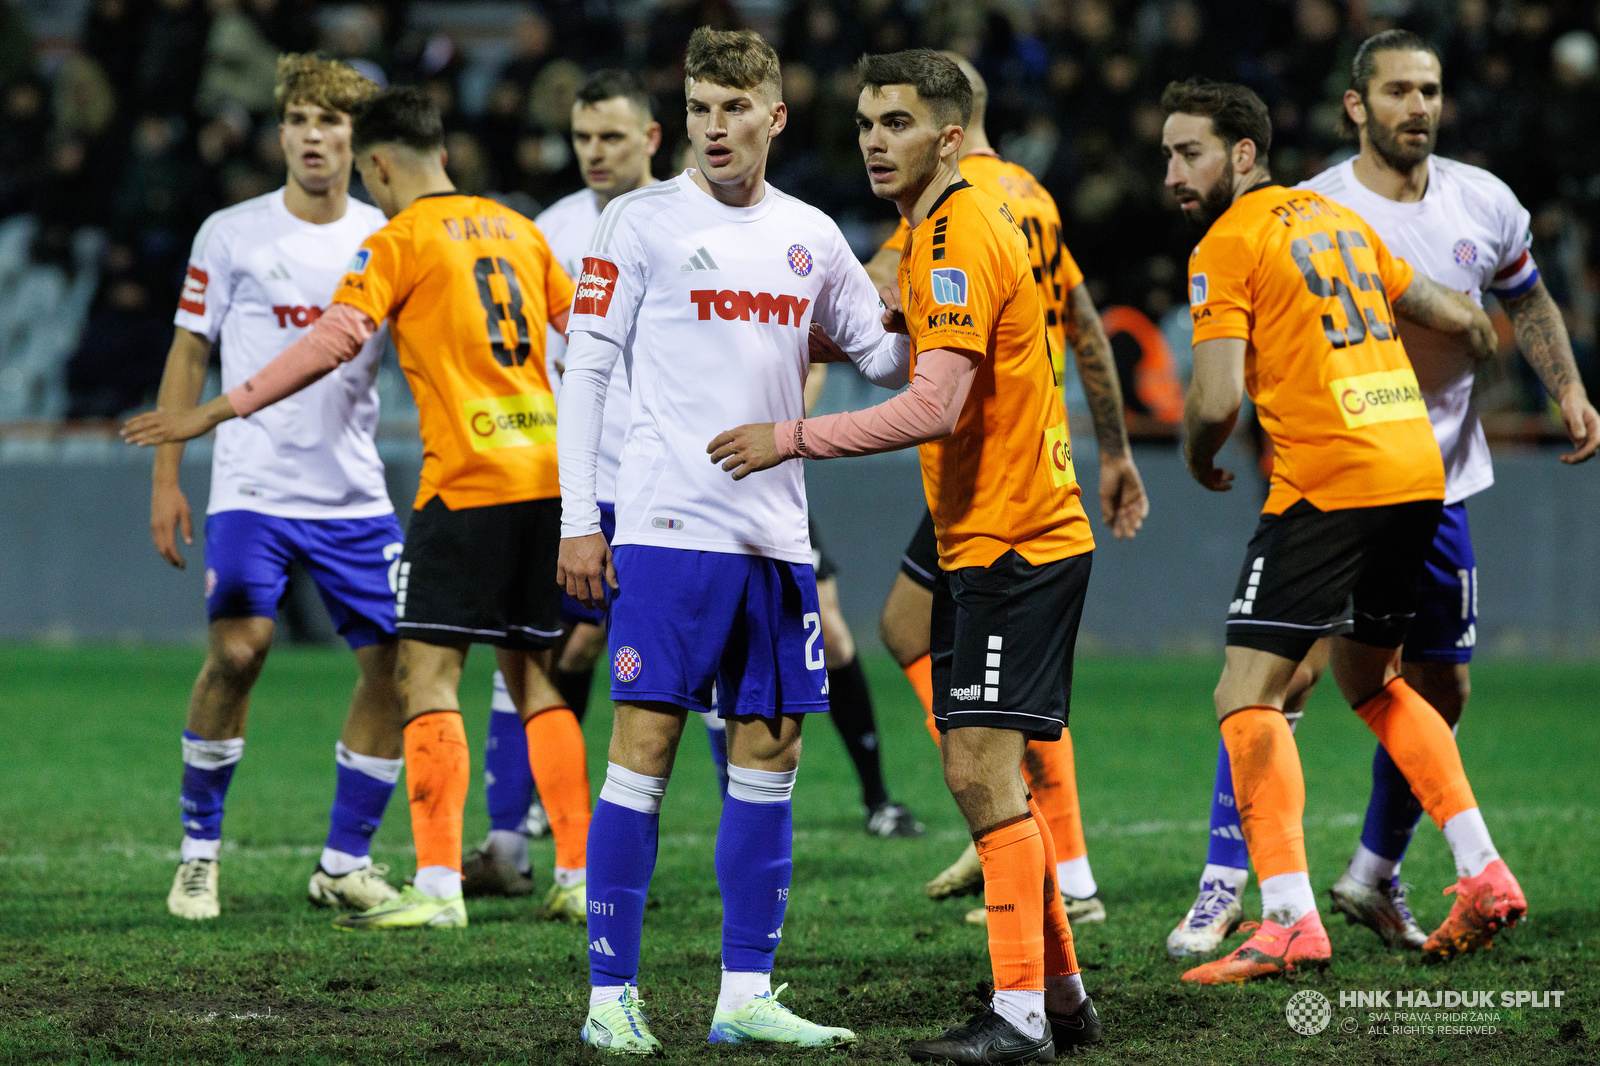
[587,764,666,987]
[322,741,402,874]
[179,731,244,862]
[1359,742,1426,864]
[717,765,796,974]
[485,672,535,834]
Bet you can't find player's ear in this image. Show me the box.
[644,121,662,157]
[1343,89,1365,131]
[1233,137,1257,175]
[768,100,788,139]
[943,124,965,160]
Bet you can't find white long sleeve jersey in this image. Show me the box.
[561,170,903,563]
[1302,155,1540,505]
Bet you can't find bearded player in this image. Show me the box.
[864,51,1147,928]
[127,87,594,930]
[1167,34,1599,962]
[1161,78,1527,984]
[145,55,403,922]
[558,28,912,1053]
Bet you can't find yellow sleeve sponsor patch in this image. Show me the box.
[1330,368,1428,428]
[463,393,557,451]
[1044,423,1077,487]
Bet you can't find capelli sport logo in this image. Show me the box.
[573,256,620,317]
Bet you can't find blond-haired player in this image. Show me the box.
[143,55,404,923]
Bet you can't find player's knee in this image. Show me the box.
[558,625,606,672]
[209,636,269,685]
[878,609,923,667]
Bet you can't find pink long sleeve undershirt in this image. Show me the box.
[774,346,979,460]
[225,303,378,418]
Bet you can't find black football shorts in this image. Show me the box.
[899,509,940,591]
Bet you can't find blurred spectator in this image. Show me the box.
[65,241,171,418]
[195,0,282,118]
[134,0,210,116]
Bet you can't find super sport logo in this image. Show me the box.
[573,257,619,317]
[178,266,208,315]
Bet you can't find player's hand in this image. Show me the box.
[1186,455,1234,492]
[1557,385,1600,465]
[122,397,233,446]
[808,324,850,364]
[878,284,907,335]
[707,423,782,480]
[557,532,617,609]
[150,480,193,569]
[1099,454,1149,538]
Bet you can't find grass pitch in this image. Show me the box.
[0,645,1594,1065]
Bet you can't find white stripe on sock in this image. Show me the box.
[335,741,403,784]
[726,765,796,805]
[181,734,243,770]
[599,762,668,815]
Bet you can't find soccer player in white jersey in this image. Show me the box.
[146,56,405,921]
[466,69,662,898]
[556,28,912,1054]
[1167,31,1600,962]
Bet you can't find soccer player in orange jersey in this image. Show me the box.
[711,49,1102,1062]
[862,51,1146,927]
[124,88,593,931]
[1160,78,1526,983]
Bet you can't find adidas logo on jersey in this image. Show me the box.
[265,261,292,282]
[689,290,811,327]
[680,246,720,271]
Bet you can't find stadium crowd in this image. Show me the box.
[0,0,1595,420]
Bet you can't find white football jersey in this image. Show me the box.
[566,171,888,563]
[176,189,392,519]
[536,187,629,505]
[1301,156,1539,504]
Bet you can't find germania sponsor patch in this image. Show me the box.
[1330,368,1428,428]
[462,393,557,451]
[1043,423,1078,487]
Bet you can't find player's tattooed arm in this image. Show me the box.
[1062,284,1130,459]
[1392,275,1497,366]
[1063,283,1147,538]
[1183,337,1246,492]
[1500,279,1600,464]
[146,328,212,568]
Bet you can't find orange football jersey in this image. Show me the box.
[884,151,1084,378]
[900,180,1094,570]
[1188,184,1443,514]
[333,193,574,510]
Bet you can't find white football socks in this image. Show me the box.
[1346,843,1400,888]
[591,984,629,1008]
[319,848,371,876]
[1259,871,1316,926]
[1056,855,1097,899]
[1442,807,1499,878]
[718,969,771,1013]
[1201,862,1249,893]
[180,836,221,862]
[414,865,461,899]
[991,989,1047,1040]
[486,828,530,874]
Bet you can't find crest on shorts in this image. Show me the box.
[1190,272,1208,306]
[204,568,218,599]
[787,244,813,277]
[1453,239,1478,267]
[613,646,643,683]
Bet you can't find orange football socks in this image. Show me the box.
[403,711,471,875]
[1353,678,1477,827]
[903,654,941,745]
[1028,797,1080,977]
[1023,732,1087,864]
[975,813,1047,991]
[1220,706,1307,881]
[524,706,592,872]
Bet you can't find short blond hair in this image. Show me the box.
[684,28,782,102]
[274,54,378,121]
